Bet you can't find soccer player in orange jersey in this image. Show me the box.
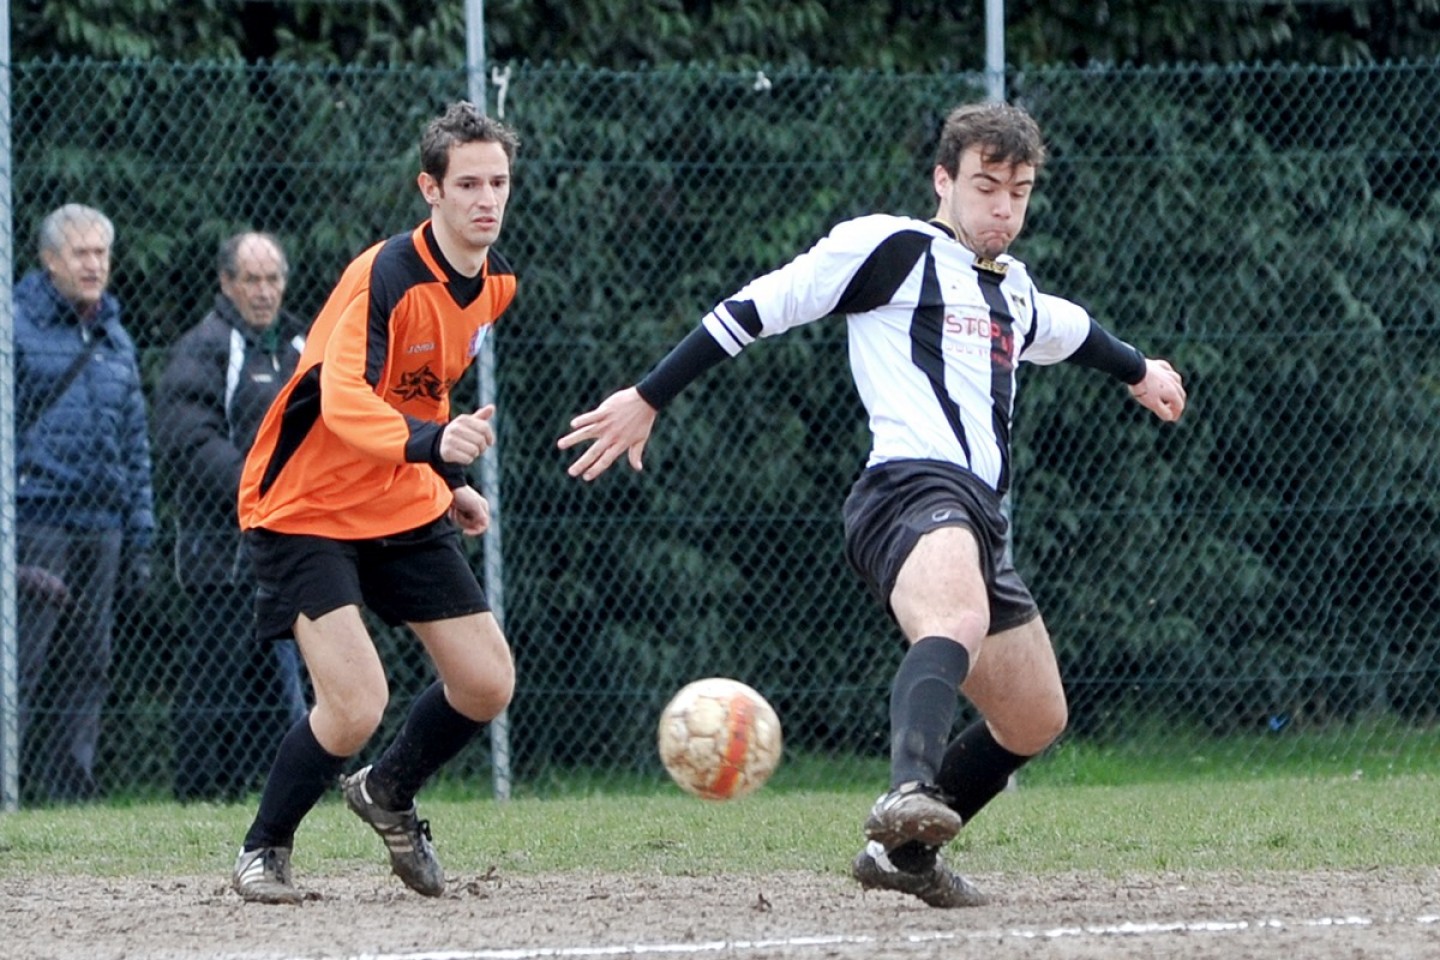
[230,102,520,903]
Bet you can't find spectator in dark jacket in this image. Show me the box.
[157,231,309,801]
[14,203,155,803]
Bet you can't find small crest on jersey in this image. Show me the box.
[467,325,488,358]
[973,256,1008,276]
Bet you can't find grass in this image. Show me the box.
[6,725,1439,881]
[3,773,1439,881]
[1024,721,1440,786]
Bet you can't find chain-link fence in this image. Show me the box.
[3,58,1438,805]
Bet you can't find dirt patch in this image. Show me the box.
[4,867,1439,959]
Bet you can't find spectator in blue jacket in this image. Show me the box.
[14,203,155,803]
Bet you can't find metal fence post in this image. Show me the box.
[465,0,513,802]
[0,0,19,813]
[985,0,1006,102]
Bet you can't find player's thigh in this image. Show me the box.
[295,604,388,745]
[889,525,991,644]
[410,612,514,722]
[961,615,1067,755]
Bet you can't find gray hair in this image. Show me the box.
[218,231,288,279]
[39,204,115,255]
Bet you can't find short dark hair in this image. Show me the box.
[420,101,521,184]
[934,102,1047,177]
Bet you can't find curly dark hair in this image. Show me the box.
[420,101,521,183]
[933,102,1046,177]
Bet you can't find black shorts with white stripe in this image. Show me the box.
[842,458,1040,635]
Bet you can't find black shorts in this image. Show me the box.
[245,515,490,643]
[843,458,1039,635]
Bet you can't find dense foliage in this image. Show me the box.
[14,0,1440,68]
[10,58,1438,793]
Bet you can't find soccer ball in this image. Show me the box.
[657,677,782,801]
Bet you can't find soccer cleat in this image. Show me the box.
[863,781,964,849]
[232,846,303,904]
[852,842,987,908]
[340,765,445,897]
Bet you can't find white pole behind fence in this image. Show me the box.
[464,0,513,802]
[985,0,1006,102]
[1,0,19,813]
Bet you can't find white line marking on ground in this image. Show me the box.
[320,914,1440,960]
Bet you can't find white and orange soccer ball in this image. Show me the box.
[657,677,783,801]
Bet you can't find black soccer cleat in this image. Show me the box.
[852,842,987,908]
[341,765,446,896]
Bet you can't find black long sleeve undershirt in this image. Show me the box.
[1066,318,1147,384]
[634,326,730,409]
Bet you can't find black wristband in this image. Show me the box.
[416,424,468,488]
[635,326,730,409]
[1067,319,1147,385]
[435,461,468,490]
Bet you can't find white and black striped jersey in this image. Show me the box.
[697,214,1092,494]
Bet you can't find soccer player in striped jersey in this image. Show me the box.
[559,101,1186,907]
[230,102,520,903]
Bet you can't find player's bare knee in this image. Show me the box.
[322,688,388,751]
[1035,700,1069,749]
[985,688,1066,754]
[474,671,516,721]
[906,612,988,650]
[447,665,514,722]
[1005,702,1067,756]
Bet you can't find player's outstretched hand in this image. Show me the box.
[1129,358,1186,422]
[557,386,657,481]
[450,485,490,535]
[440,404,496,464]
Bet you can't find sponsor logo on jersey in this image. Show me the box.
[395,364,445,402]
[467,325,487,358]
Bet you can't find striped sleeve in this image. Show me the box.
[1019,292,1094,366]
[701,215,914,355]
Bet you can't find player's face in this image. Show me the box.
[220,236,287,330]
[424,139,512,257]
[934,145,1035,260]
[42,223,112,309]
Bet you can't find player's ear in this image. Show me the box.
[417,171,442,205]
[932,164,951,197]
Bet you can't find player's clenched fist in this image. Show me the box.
[1128,358,1186,423]
[440,404,496,464]
[449,485,491,535]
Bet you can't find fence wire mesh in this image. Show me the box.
[3,58,1439,805]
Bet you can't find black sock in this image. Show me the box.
[888,636,971,788]
[887,841,940,873]
[365,682,483,811]
[935,719,1031,823]
[243,715,348,851]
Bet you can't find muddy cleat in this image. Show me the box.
[232,846,303,904]
[341,765,445,897]
[863,781,963,849]
[852,841,987,908]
